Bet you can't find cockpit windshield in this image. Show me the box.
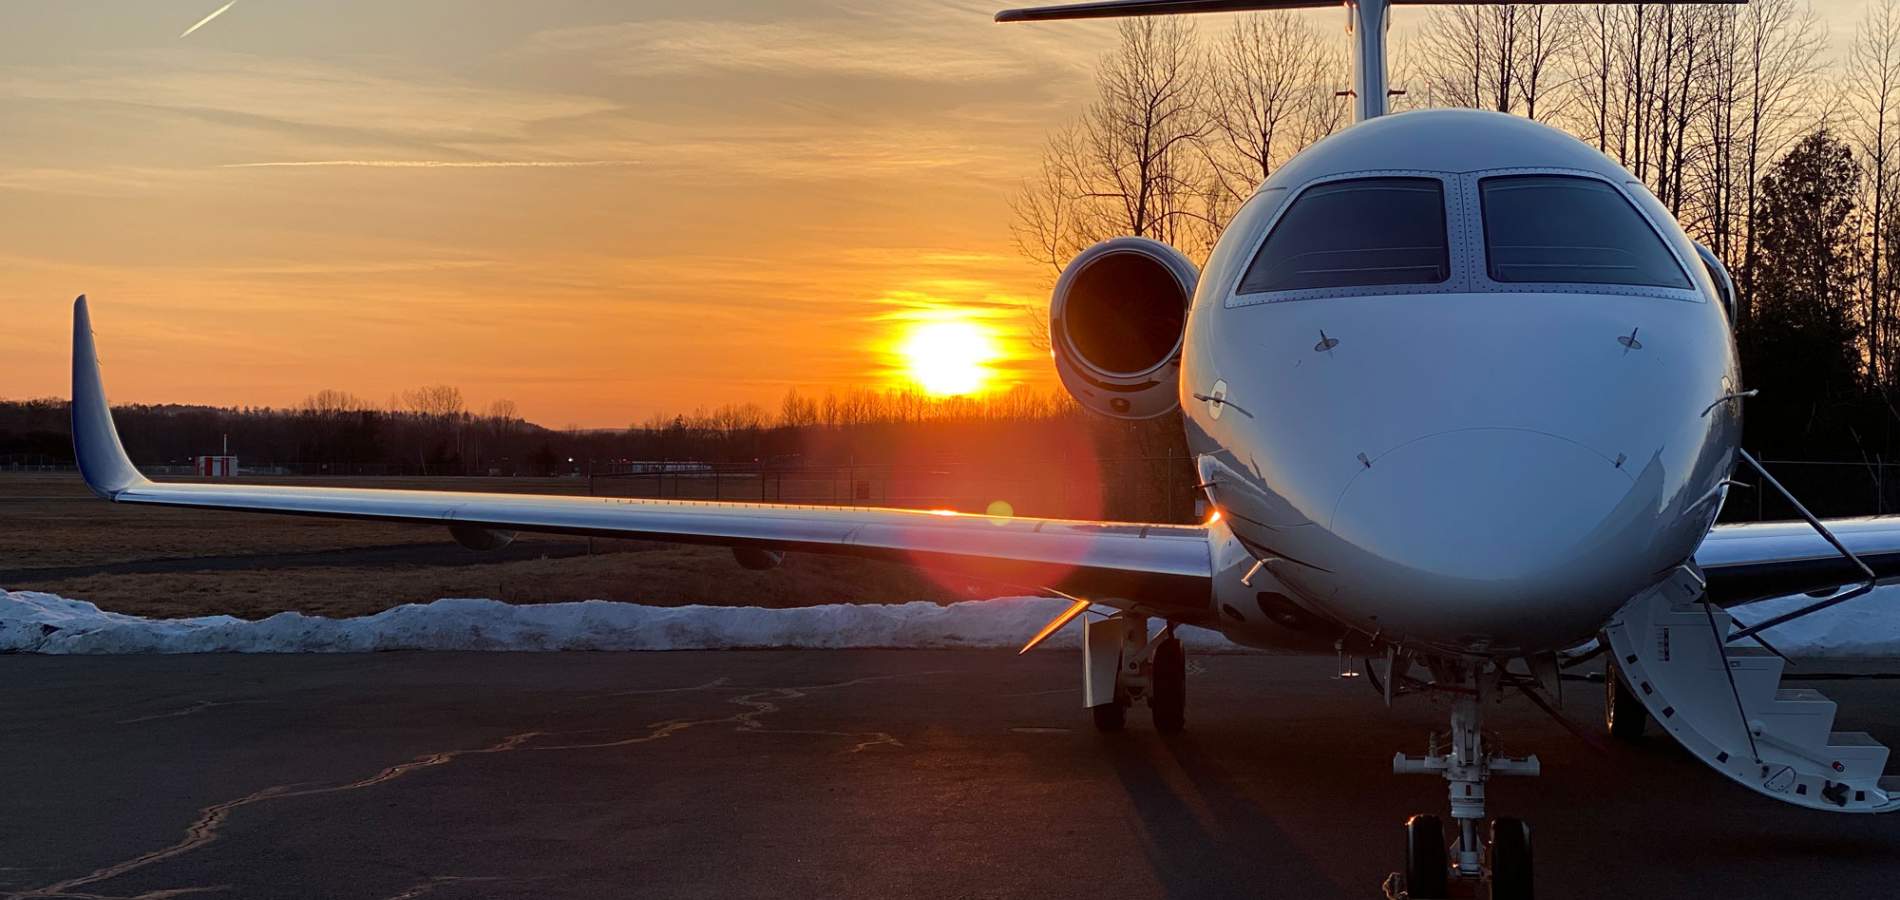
[1237,178,1449,294]
[1479,175,1690,288]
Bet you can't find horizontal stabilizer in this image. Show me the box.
[998,0,1329,22]
[997,0,1740,22]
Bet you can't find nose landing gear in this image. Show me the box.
[1389,662,1539,899]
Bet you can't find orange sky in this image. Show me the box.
[0,1,1125,426]
[0,1,1864,426]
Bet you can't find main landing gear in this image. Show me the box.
[1084,613,1185,734]
[1389,661,1539,900]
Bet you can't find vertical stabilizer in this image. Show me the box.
[1348,0,1389,121]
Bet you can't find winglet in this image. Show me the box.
[71,296,149,499]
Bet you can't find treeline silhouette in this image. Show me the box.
[0,386,1196,521]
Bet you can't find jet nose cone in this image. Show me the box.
[1329,428,1644,650]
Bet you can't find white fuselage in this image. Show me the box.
[1181,110,1742,656]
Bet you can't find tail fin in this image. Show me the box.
[70,296,148,499]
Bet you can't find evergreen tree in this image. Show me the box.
[1743,129,1866,451]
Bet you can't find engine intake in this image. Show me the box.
[1050,237,1197,419]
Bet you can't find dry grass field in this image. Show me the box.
[0,473,964,620]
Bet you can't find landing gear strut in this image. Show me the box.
[1392,662,1539,899]
[1151,631,1186,734]
[1083,613,1185,733]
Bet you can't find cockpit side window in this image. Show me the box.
[1236,178,1450,294]
[1479,175,1691,288]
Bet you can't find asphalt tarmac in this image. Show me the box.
[3,651,1898,899]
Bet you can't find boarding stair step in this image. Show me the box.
[1823,732,1892,780]
[1603,568,1900,814]
[1753,689,1839,747]
[1720,647,1786,703]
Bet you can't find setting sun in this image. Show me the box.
[897,320,1003,396]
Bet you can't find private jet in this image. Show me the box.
[65,0,1900,896]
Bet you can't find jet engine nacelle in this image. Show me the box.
[1050,237,1197,420]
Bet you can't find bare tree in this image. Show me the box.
[1651,5,1716,216]
[1204,12,1342,206]
[1012,18,1214,263]
[1572,4,1619,152]
[1011,18,1216,347]
[402,384,466,471]
[402,385,464,420]
[1854,0,1900,387]
[779,389,820,428]
[298,389,373,416]
[1512,6,1579,121]
[1009,124,1092,280]
[1416,5,1504,114]
[1082,18,1216,247]
[1688,6,1744,259]
[1737,0,1826,329]
[1414,4,1577,121]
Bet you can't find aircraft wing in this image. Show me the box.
[68,298,1212,617]
[1697,518,1900,606]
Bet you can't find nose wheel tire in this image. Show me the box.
[1487,818,1533,900]
[1151,635,1186,734]
[1605,658,1647,741]
[1401,814,1448,899]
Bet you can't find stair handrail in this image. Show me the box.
[1727,449,1878,644]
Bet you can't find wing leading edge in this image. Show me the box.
[67,297,1213,617]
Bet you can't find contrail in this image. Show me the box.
[220,160,639,169]
[180,1,238,39]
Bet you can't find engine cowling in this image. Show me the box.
[1050,237,1198,419]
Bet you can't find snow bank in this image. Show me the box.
[1731,588,1900,658]
[2,587,1897,656]
[0,591,1243,655]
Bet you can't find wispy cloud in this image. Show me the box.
[0,52,620,144]
[522,17,1043,84]
[219,159,639,169]
[180,1,238,39]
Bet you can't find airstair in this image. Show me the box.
[1603,565,1900,813]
